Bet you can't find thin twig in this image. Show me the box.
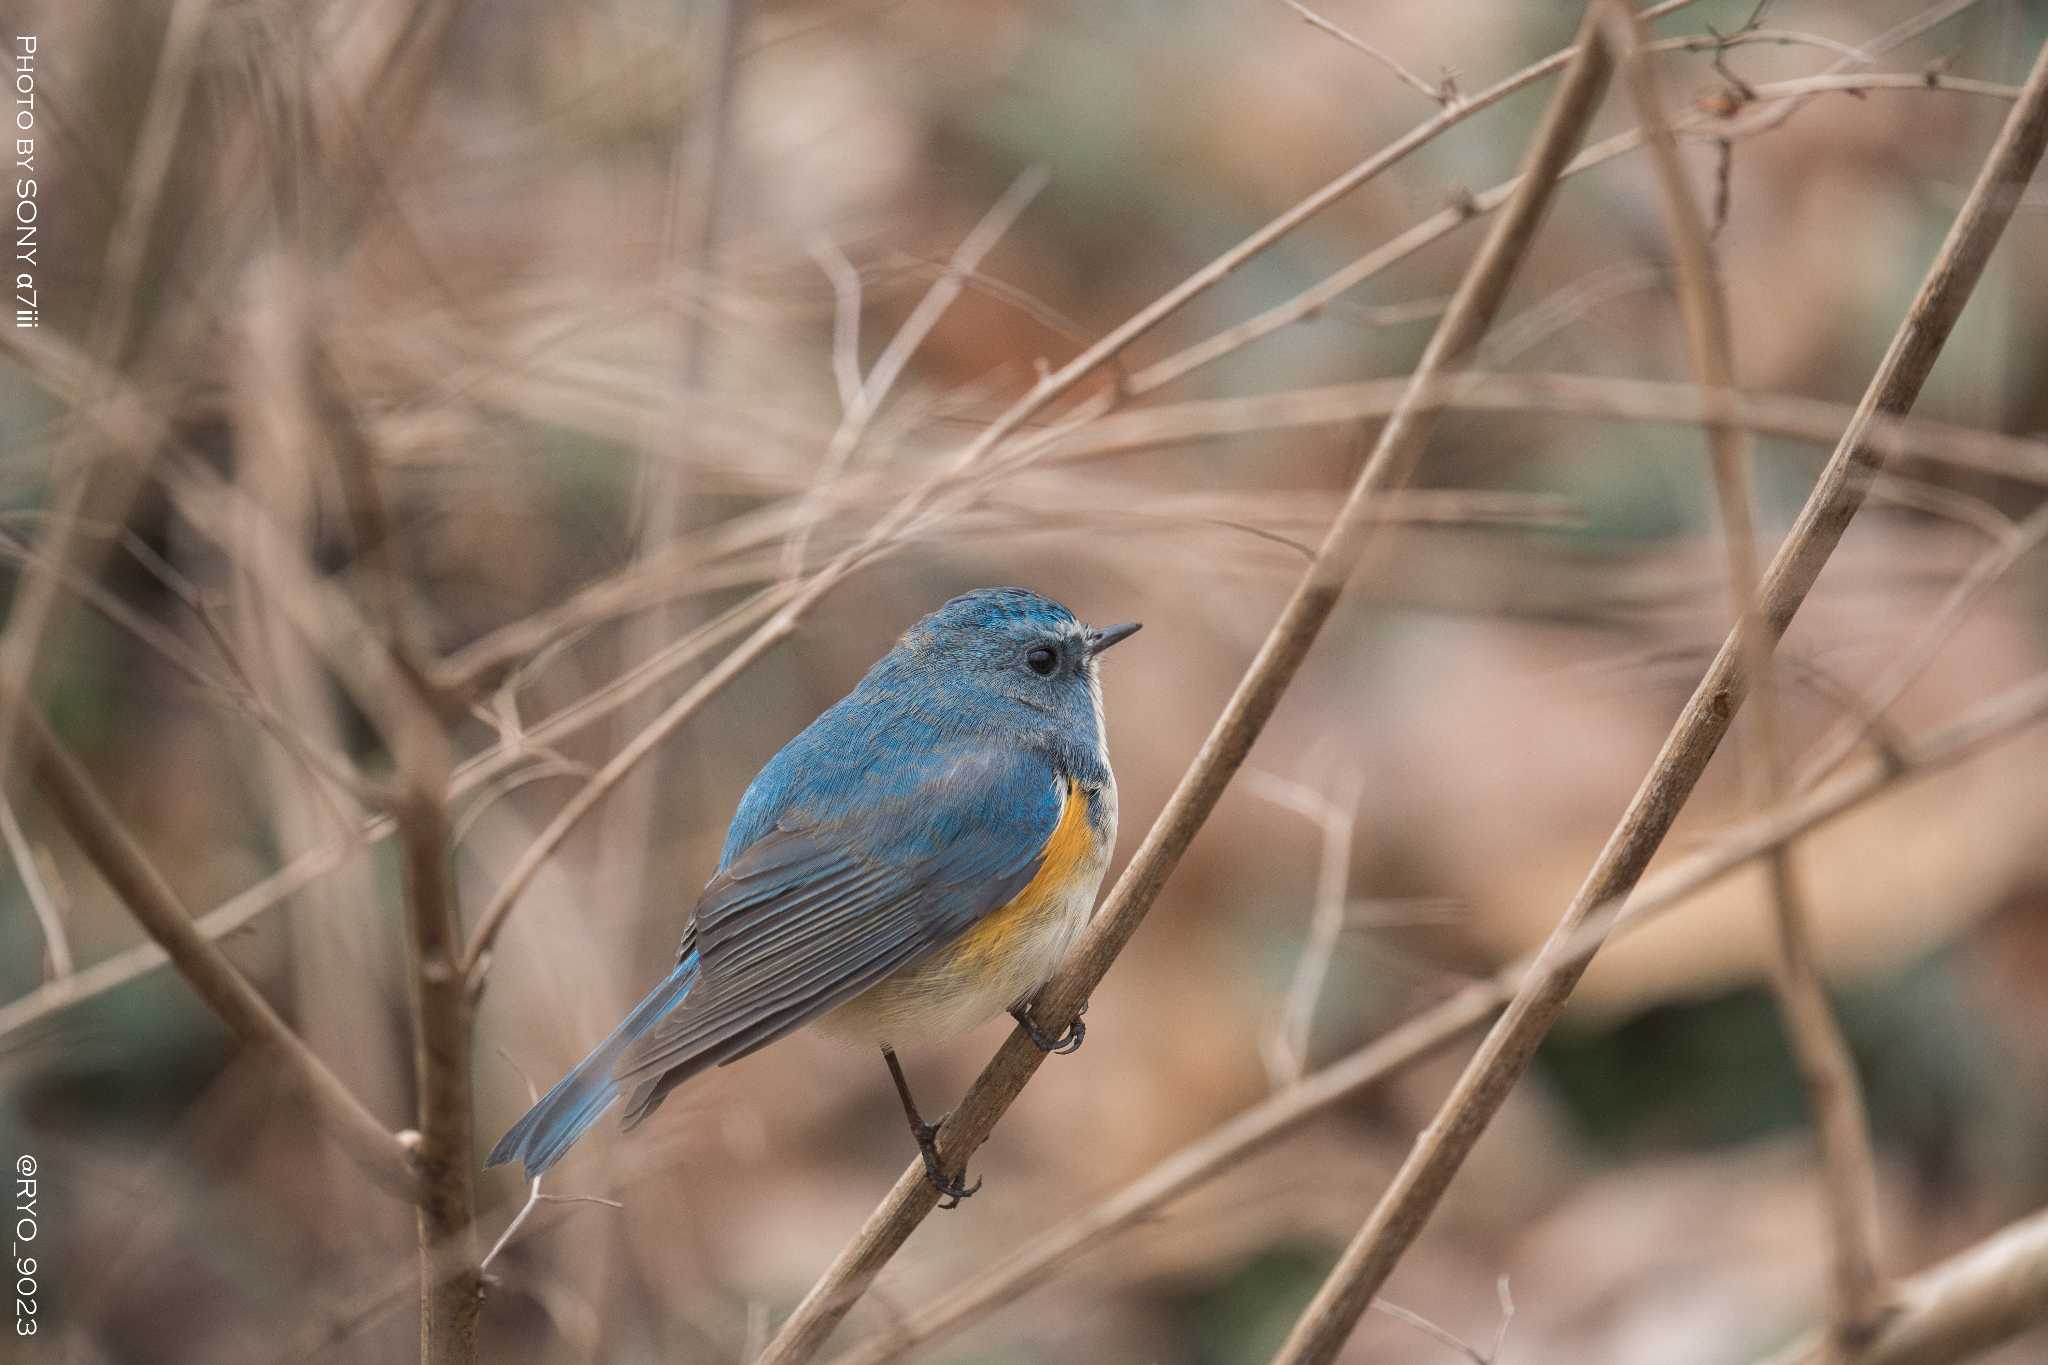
[0,795,70,979]
[756,20,1621,1362]
[1268,31,2048,1365]
[1705,0,1989,142]
[809,234,866,414]
[481,1178,546,1277]
[1647,28,1871,65]
[1105,68,2020,410]
[1280,0,1453,106]
[823,665,2048,1365]
[1371,1297,1497,1363]
[1793,503,2048,790]
[1248,771,1364,1086]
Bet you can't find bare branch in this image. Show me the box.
[0,811,382,1039]
[1111,68,2022,408]
[6,353,2044,1048]
[1647,28,1871,64]
[1269,30,2048,1365]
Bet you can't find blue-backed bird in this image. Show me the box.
[487,587,1139,1204]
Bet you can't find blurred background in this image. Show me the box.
[3,0,2048,1361]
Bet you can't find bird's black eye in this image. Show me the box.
[1025,644,1058,676]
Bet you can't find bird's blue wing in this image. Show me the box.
[612,743,1063,1124]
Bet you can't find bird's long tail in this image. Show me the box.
[486,953,699,1179]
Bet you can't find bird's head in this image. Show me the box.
[895,586,1140,729]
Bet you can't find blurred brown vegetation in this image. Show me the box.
[4,0,2048,1362]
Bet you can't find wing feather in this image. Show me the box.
[612,746,1063,1110]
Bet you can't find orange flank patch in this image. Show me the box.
[951,778,1094,969]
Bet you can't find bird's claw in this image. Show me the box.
[910,1115,980,1209]
[1012,998,1087,1055]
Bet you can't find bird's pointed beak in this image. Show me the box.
[1087,621,1142,657]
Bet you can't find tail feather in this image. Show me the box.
[486,955,699,1179]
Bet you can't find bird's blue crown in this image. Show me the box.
[901,587,1086,660]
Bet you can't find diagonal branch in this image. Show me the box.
[755,16,1621,1361]
[1269,30,2048,1365]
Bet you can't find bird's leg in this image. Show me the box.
[1011,994,1086,1054]
[881,1045,980,1208]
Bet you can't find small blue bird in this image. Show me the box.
[488,587,1139,1203]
